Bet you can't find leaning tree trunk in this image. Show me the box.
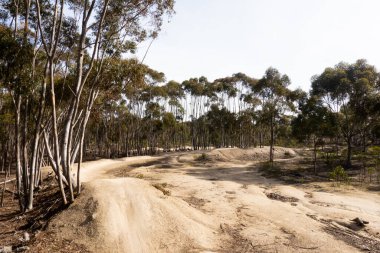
[50,59,68,205]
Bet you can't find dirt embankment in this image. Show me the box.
[28,147,380,252]
[37,178,219,253]
[209,146,296,161]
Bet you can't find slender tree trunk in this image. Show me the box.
[269,114,274,164]
[0,167,8,207]
[22,98,29,208]
[346,136,352,168]
[14,95,24,211]
[35,144,45,188]
[49,60,67,205]
[77,137,83,195]
[27,73,46,210]
[313,136,317,175]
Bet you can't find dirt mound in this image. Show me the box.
[208,146,296,162]
[39,178,219,253]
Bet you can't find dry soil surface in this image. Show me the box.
[30,147,380,253]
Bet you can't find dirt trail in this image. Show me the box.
[33,147,380,252]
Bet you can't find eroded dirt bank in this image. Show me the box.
[30,147,380,252]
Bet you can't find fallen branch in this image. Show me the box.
[284,243,320,250]
[0,178,16,184]
[250,242,274,249]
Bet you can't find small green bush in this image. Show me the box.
[196,153,210,161]
[329,165,348,184]
[367,167,375,183]
[368,146,380,155]
[152,183,171,196]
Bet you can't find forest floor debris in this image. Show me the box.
[265,192,299,202]
[0,176,73,253]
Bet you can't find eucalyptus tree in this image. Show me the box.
[182,77,210,149]
[85,58,168,158]
[213,73,257,147]
[162,81,184,149]
[237,76,259,147]
[233,73,258,111]
[120,62,167,156]
[369,94,380,143]
[311,59,380,167]
[212,76,238,111]
[0,23,41,211]
[206,104,236,148]
[164,81,184,115]
[236,110,256,147]
[45,0,172,204]
[0,0,174,209]
[0,88,14,207]
[292,95,338,173]
[255,67,294,164]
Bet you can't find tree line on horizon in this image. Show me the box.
[81,59,380,167]
[0,0,379,212]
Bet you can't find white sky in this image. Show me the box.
[136,0,380,91]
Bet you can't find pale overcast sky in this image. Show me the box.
[137,0,380,91]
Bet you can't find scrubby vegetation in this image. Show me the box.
[329,166,349,185]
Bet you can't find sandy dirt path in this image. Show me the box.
[36,147,380,253]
